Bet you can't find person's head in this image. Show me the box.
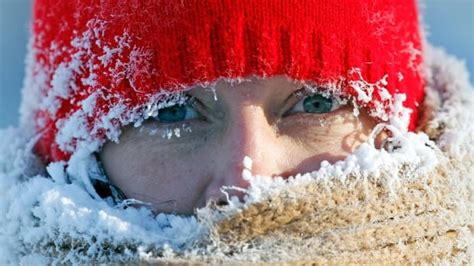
[24,0,424,215]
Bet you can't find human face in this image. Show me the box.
[99,75,378,215]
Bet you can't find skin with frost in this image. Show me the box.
[100,75,380,215]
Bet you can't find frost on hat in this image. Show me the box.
[22,0,425,162]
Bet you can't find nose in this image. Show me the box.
[203,104,286,206]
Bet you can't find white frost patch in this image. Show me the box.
[389,94,412,131]
[402,41,423,73]
[243,156,253,170]
[80,93,98,116]
[20,37,49,133]
[44,63,76,114]
[46,161,67,184]
[162,128,174,140]
[157,124,193,140]
[347,68,411,129]
[423,44,474,158]
[173,128,181,138]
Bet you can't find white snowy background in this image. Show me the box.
[0,0,473,128]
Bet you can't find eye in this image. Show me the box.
[155,102,199,123]
[287,93,340,115]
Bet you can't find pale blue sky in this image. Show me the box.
[1,0,473,128]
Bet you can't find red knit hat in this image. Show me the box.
[23,0,424,163]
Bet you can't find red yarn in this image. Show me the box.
[29,0,425,162]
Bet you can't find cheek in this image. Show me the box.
[99,133,212,214]
[276,109,376,170]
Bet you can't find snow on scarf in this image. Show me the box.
[0,44,472,264]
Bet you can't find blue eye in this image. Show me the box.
[303,94,333,113]
[156,104,199,123]
[288,94,339,115]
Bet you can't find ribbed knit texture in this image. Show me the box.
[28,0,424,162]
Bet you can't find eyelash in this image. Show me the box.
[283,88,342,117]
[152,89,342,124]
[151,96,201,123]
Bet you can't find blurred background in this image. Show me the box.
[1,0,473,128]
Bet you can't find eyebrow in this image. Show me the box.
[186,87,221,108]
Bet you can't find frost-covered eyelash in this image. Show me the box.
[294,88,308,97]
[289,86,350,113]
[302,85,350,106]
[292,86,333,101]
[294,85,326,96]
